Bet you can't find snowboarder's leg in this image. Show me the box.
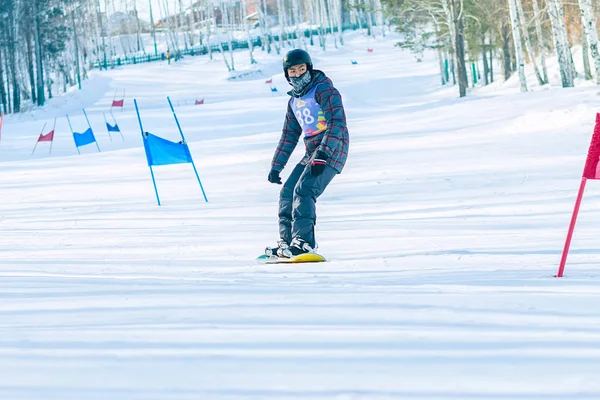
[278,163,305,244]
[291,164,337,248]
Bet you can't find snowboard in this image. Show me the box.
[256,253,327,264]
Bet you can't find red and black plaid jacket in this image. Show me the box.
[271,70,349,174]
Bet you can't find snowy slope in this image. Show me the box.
[1,31,600,399]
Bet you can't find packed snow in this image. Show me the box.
[1,32,600,399]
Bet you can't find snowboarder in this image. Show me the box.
[266,49,350,258]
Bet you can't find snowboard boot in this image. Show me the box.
[281,237,314,258]
[265,239,289,258]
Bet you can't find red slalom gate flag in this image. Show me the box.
[557,113,600,277]
[582,113,600,179]
[38,130,54,142]
[265,78,273,84]
[31,119,56,155]
[112,99,124,108]
[195,98,204,105]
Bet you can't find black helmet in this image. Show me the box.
[283,49,313,80]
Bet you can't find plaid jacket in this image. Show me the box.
[271,70,349,174]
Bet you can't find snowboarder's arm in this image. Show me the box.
[271,100,302,172]
[315,83,346,158]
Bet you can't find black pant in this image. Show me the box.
[278,162,337,248]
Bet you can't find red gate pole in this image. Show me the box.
[557,178,588,277]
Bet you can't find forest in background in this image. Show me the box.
[1,0,599,114]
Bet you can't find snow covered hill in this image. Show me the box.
[1,31,600,399]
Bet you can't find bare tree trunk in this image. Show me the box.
[241,0,257,63]
[440,0,456,87]
[489,46,494,83]
[256,0,269,52]
[6,0,20,112]
[276,0,286,45]
[206,10,213,60]
[582,21,593,80]
[222,1,235,70]
[516,0,545,85]
[482,35,489,85]
[326,0,338,48]
[45,56,53,100]
[214,7,231,71]
[180,0,191,48]
[373,0,384,37]
[307,0,318,47]
[450,0,468,97]
[264,0,278,53]
[120,0,133,55]
[24,16,37,104]
[33,0,45,106]
[318,0,328,50]
[501,20,512,81]
[348,0,359,27]
[548,0,575,87]
[332,0,344,45]
[531,0,549,83]
[132,0,143,53]
[71,7,82,90]
[364,1,372,36]
[0,46,6,114]
[176,0,188,50]
[291,0,303,48]
[160,0,180,53]
[2,39,12,112]
[579,0,600,84]
[508,0,528,91]
[148,0,158,55]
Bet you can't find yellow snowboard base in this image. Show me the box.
[258,253,327,264]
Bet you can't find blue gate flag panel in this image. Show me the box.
[73,128,96,147]
[143,133,193,166]
[106,122,121,132]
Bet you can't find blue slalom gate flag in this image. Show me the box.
[73,127,96,147]
[106,122,120,132]
[134,98,208,206]
[103,112,125,142]
[143,133,192,166]
[66,109,101,154]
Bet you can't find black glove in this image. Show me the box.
[268,169,282,184]
[310,151,328,176]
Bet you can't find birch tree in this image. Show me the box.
[327,0,339,48]
[213,7,231,70]
[373,0,384,37]
[515,0,544,85]
[221,1,235,70]
[348,0,359,27]
[451,0,468,97]
[435,0,455,85]
[578,0,600,84]
[241,0,257,64]
[582,18,593,80]
[547,0,574,87]
[276,0,287,44]
[508,0,528,91]
[531,0,549,84]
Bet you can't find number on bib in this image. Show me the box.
[295,108,315,127]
